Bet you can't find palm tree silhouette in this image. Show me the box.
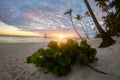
[64,9,84,40]
[94,0,109,12]
[109,0,120,18]
[109,0,120,33]
[75,14,89,39]
[94,0,114,31]
[83,0,115,48]
[103,12,119,34]
[109,0,120,11]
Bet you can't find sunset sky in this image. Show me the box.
[0,0,105,37]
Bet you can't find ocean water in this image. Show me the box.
[0,36,66,43]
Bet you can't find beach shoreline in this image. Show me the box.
[0,37,120,80]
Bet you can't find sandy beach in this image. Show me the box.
[0,37,120,80]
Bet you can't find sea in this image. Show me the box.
[0,36,67,43]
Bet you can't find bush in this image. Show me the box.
[78,40,97,65]
[26,39,97,76]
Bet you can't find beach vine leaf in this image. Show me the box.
[26,39,97,76]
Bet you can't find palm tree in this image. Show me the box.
[94,0,114,32]
[94,0,109,12]
[103,12,119,34]
[75,14,89,39]
[83,0,115,48]
[95,0,120,34]
[84,11,98,34]
[64,9,84,40]
[109,0,120,33]
[109,0,120,19]
[85,11,90,17]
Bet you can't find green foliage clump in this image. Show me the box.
[26,39,97,76]
[78,40,97,65]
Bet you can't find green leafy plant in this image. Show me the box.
[78,40,97,65]
[26,39,97,76]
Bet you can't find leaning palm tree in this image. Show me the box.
[75,14,89,39]
[64,9,84,40]
[83,0,115,48]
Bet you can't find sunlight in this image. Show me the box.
[51,33,74,39]
[0,22,42,36]
[52,34,66,39]
[58,34,64,39]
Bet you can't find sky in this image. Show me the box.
[0,0,104,38]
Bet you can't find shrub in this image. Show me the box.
[78,40,97,65]
[27,39,97,76]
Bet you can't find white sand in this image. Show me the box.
[0,37,120,80]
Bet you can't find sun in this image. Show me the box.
[52,33,73,39]
[58,34,64,39]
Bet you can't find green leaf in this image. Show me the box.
[30,52,41,63]
[80,40,89,48]
[47,62,55,71]
[58,56,71,66]
[47,41,58,50]
[77,52,89,65]
[59,65,71,76]
[66,39,79,48]
[26,56,32,64]
[37,48,44,55]
[59,42,66,50]
[54,51,62,56]
[39,56,47,68]
[45,48,54,58]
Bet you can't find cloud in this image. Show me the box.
[0,0,101,37]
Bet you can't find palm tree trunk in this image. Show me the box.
[83,0,115,48]
[69,14,84,40]
[79,21,89,39]
[88,16,98,34]
[81,19,90,39]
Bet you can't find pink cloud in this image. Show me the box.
[25,12,37,18]
[47,12,53,15]
[59,9,65,13]
[94,11,102,19]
